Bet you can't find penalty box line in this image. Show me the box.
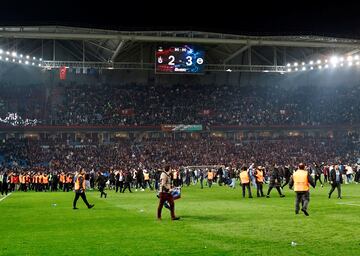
[0,193,12,203]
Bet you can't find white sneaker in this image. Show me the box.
[135,189,138,191]
[141,189,145,191]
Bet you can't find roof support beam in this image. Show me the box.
[111,40,125,62]
[224,44,251,63]
[1,31,360,48]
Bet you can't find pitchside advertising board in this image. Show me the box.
[155,45,205,74]
[161,125,203,132]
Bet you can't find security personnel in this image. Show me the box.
[73,169,94,210]
[96,171,107,198]
[255,166,265,197]
[289,163,315,216]
[207,169,214,188]
[240,166,252,198]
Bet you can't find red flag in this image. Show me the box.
[59,66,67,80]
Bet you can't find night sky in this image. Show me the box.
[1,1,360,38]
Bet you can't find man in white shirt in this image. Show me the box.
[157,165,180,221]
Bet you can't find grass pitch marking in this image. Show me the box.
[0,193,12,203]
[337,202,360,207]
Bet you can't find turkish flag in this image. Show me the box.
[60,66,67,80]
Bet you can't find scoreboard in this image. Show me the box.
[155,45,205,74]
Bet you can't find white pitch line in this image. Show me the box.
[337,202,360,207]
[0,193,12,203]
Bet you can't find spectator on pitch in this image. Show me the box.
[73,169,94,210]
[266,165,285,198]
[96,171,107,198]
[328,165,343,199]
[157,165,180,221]
[289,163,316,216]
[121,170,132,193]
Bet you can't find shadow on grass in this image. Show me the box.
[180,215,229,222]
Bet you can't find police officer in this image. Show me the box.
[73,169,94,210]
[289,163,315,216]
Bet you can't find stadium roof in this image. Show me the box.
[1,26,360,72]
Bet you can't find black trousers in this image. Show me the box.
[329,182,341,198]
[121,182,132,193]
[267,185,283,196]
[1,182,8,195]
[256,182,264,197]
[281,177,290,188]
[315,175,323,186]
[295,191,310,213]
[99,185,107,197]
[73,192,90,208]
[242,183,252,198]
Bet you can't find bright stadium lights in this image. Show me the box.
[325,64,329,68]
[11,51,17,57]
[357,61,360,66]
[317,60,321,64]
[330,56,338,64]
[226,68,232,72]
[310,66,314,70]
[12,59,15,62]
[294,62,298,67]
[26,55,30,59]
[355,55,359,60]
[325,59,328,63]
[39,58,42,61]
[340,57,344,62]
[333,64,337,68]
[348,62,353,66]
[33,57,36,60]
[302,67,306,71]
[318,65,322,69]
[18,60,22,64]
[32,62,35,65]
[287,63,291,67]
[6,51,10,55]
[0,56,2,60]
[0,49,3,54]
[0,49,43,68]
[347,56,353,61]
[340,63,344,67]
[20,54,23,58]
[25,61,29,65]
[302,62,305,65]
[309,61,314,65]
[38,64,41,67]
[295,68,298,71]
[287,68,291,72]
[5,57,9,61]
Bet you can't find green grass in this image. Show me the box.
[0,183,360,256]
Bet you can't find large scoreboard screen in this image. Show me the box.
[155,45,205,74]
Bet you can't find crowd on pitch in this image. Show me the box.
[1,163,359,196]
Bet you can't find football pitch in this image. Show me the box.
[0,184,359,256]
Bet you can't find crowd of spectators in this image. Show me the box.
[1,82,360,126]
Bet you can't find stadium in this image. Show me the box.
[1,4,360,255]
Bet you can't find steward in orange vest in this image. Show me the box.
[207,170,214,188]
[289,163,315,216]
[73,169,94,210]
[240,167,252,198]
[255,167,265,197]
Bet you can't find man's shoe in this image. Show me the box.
[73,207,79,210]
[266,195,270,198]
[301,209,309,216]
[338,196,342,199]
[280,194,285,198]
[172,217,180,221]
[105,193,107,198]
[295,211,299,214]
[88,204,94,209]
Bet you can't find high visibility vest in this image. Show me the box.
[208,171,214,180]
[25,176,30,183]
[293,170,310,192]
[66,176,72,183]
[255,170,264,183]
[43,176,49,184]
[240,171,250,184]
[75,175,85,191]
[60,175,65,183]
[144,173,150,181]
[19,175,25,184]
[172,171,178,179]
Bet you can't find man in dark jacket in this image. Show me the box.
[328,165,343,199]
[266,165,285,198]
[96,171,107,198]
